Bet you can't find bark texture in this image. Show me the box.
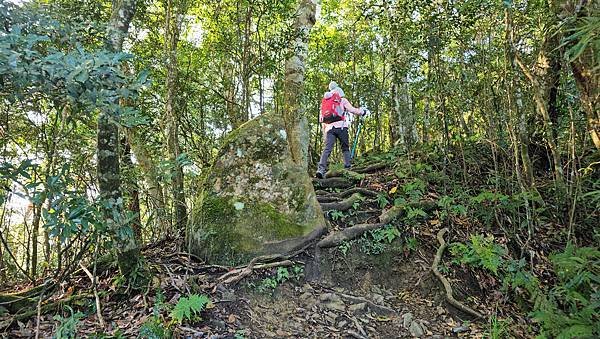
[283,0,316,168]
[97,0,141,277]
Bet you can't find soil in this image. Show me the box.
[1,165,495,338]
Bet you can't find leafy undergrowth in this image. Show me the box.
[1,145,598,338]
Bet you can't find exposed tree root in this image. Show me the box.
[212,240,316,289]
[316,188,378,200]
[318,223,387,248]
[432,228,484,319]
[1,293,92,330]
[319,284,396,315]
[317,201,436,248]
[320,193,363,212]
[338,187,379,199]
[324,169,364,181]
[337,292,396,315]
[317,196,341,203]
[0,294,37,314]
[312,177,354,189]
[352,162,387,174]
[0,280,56,314]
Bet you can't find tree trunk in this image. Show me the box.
[120,137,142,242]
[283,0,316,168]
[164,0,187,230]
[126,129,169,235]
[98,0,141,277]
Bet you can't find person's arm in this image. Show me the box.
[342,98,364,116]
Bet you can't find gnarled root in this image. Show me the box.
[312,177,354,189]
[317,223,387,248]
[317,196,341,203]
[432,228,484,319]
[338,188,378,198]
[352,163,387,174]
[320,193,363,212]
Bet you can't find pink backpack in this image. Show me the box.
[320,92,344,123]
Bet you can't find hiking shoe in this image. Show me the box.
[315,171,324,179]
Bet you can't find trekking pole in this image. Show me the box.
[350,110,368,159]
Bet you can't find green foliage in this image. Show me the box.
[338,241,352,256]
[329,210,345,221]
[256,265,304,294]
[139,289,171,338]
[359,225,400,255]
[405,206,428,221]
[170,294,210,324]
[53,306,84,339]
[436,195,467,221]
[376,193,390,209]
[139,317,171,339]
[533,244,600,339]
[450,234,506,275]
[502,258,539,293]
[562,15,600,64]
[402,179,426,202]
[486,314,511,339]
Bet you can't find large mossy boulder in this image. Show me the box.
[187,113,326,264]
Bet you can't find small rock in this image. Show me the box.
[325,313,336,324]
[319,293,333,301]
[436,306,446,316]
[372,293,385,304]
[452,325,470,333]
[409,320,425,337]
[338,320,348,328]
[299,292,312,300]
[302,283,314,292]
[227,314,236,323]
[347,330,367,339]
[402,313,413,328]
[348,302,367,313]
[325,301,346,312]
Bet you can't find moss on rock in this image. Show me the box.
[187,113,325,265]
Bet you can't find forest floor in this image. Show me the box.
[2,157,538,338]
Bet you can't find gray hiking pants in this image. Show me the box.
[318,127,351,174]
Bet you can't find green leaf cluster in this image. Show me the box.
[532,244,600,339]
[450,234,506,275]
[170,294,211,324]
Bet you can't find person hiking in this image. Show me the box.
[316,81,367,179]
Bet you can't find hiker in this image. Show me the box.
[316,81,367,179]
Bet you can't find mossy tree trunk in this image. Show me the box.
[164,0,188,230]
[97,0,141,277]
[284,0,316,169]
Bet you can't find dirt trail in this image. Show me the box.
[224,164,486,338]
[2,163,486,338]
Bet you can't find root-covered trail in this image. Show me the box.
[2,160,489,338]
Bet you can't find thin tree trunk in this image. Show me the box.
[283,0,317,168]
[120,137,142,242]
[126,129,169,235]
[98,0,141,277]
[165,0,187,230]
